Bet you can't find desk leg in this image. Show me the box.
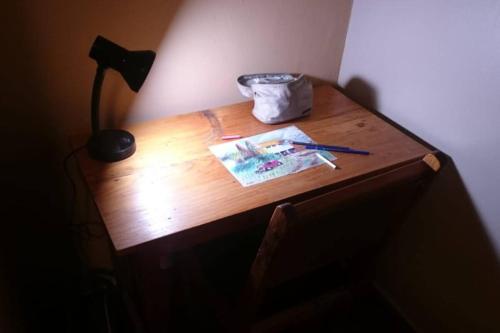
[131,252,176,333]
[112,252,175,333]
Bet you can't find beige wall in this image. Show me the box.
[131,0,352,122]
[2,0,351,149]
[1,0,352,326]
[2,0,183,150]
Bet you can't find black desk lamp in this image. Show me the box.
[87,35,155,162]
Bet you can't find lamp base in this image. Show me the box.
[87,129,136,162]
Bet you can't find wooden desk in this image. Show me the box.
[75,85,438,256]
[74,85,440,331]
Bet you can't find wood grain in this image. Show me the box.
[74,86,435,254]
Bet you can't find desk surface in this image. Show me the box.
[75,86,434,254]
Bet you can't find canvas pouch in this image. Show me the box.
[237,73,313,124]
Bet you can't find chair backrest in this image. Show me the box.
[247,187,394,311]
[246,150,442,299]
[250,198,376,294]
[238,155,441,331]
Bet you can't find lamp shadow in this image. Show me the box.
[0,3,80,332]
[1,0,185,331]
[339,77,500,332]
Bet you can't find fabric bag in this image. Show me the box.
[237,73,313,124]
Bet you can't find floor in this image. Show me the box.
[283,285,416,333]
[165,224,416,333]
[45,223,416,333]
[169,280,415,333]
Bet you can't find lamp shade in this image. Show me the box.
[89,35,155,92]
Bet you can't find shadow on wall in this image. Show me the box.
[1,2,74,332]
[0,0,184,331]
[341,77,378,112]
[340,77,500,332]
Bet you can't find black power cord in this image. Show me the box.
[63,147,131,333]
[63,144,86,224]
[63,144,106,240]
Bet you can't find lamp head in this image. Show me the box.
[89,35,155,92]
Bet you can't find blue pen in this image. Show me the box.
[292,141,351,150]
[291,141,370,155]
[304,145,370,155]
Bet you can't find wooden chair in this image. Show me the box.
[237,201,359,333]
[179,154,441,332]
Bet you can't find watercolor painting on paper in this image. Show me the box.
[209,126,336,187]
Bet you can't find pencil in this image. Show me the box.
[221,135,242,140]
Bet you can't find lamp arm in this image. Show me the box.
[91,65,106,135]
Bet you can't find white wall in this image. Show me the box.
[340,0,500,244]
[339,1,500,331]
